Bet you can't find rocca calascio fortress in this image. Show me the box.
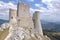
[3,2,50,40]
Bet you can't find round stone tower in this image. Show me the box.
[33,11,43,36]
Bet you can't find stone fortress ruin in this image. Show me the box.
[4,2,50,40]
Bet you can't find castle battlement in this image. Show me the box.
[6,2,47,40]
[9,2,43,35]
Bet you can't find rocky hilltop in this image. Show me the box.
[0,2,50,40]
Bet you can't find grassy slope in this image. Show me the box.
[0,29,50,40]
[44,30,60,40]
[0,29,9,40]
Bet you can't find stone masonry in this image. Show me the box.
[4,2,50,40]
[33,11,43,36]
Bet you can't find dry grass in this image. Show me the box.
[0,28,50,40]
[0,28,9,40]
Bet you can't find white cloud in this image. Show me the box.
[28,0,60,22]
[41,0,60,22]
[27,0,34,2]
[35,4,40,7]
[0,1,17,20]
[30,8,42,16]
[42,0,52,4]
[42,0,60,13]
[30,8,41,13]
[0,1,17,9]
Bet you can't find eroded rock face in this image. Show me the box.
[5,27,25,40]
[0,22,50,40]
[4,23,30,40]
[0,23,10,31]
[4,23,43,40]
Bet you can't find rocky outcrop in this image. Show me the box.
[2,2,51,40]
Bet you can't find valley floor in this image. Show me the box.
[44,30,60,40]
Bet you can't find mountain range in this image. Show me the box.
[0,19,8,25]
[41,20,60,32]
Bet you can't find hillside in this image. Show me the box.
[41,20,60,32]
[0,28,9,40]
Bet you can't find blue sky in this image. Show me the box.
[0,0,60,22]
